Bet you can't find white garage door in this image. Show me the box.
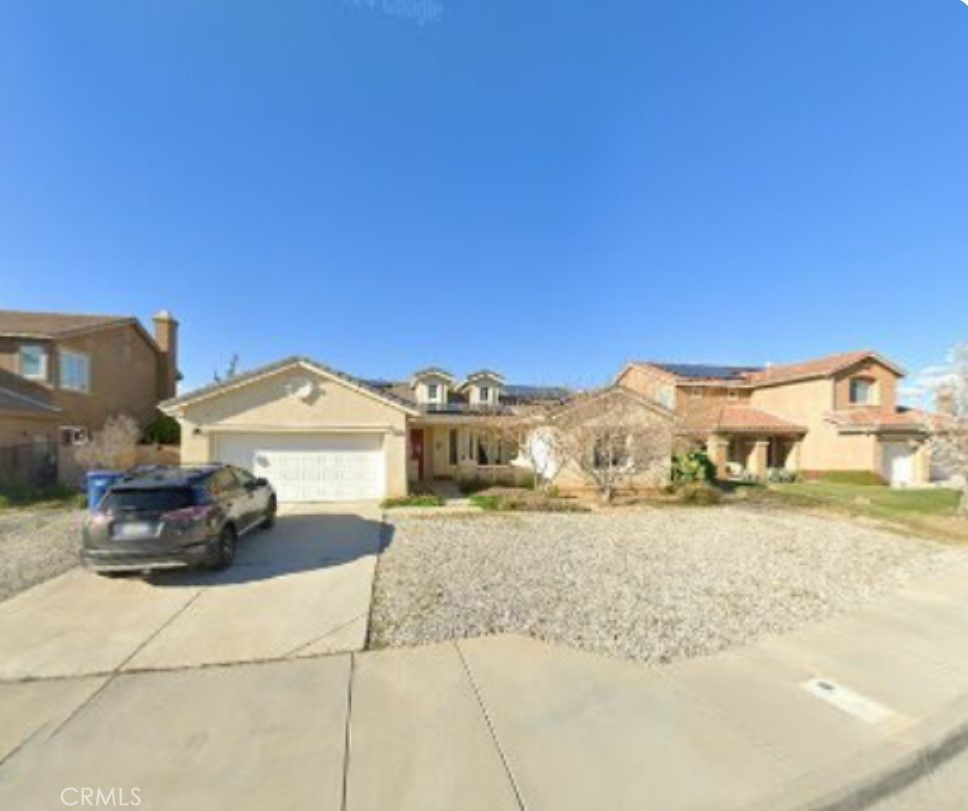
[215,433,387,502]
[881,441,914,487]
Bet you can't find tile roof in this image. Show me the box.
[746,351,899,386]
[633,351,904,389]
[712,405,806,434]
[0,386,60,417]
[0,310,136,339]
[825,407,930,432]
[161,357,419,414]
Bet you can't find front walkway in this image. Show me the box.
[3,531,968,809]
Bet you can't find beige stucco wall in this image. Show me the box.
[750,378,879,471]
[0,414,58,447]
[832,359,899,412]
[171,366,410,497]
[0,325,163,434]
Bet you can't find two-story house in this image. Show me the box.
[0,309,179,460]
[616,350,931,485]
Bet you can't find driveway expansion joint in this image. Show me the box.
[454,640,529,811]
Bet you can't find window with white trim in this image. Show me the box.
[427,383,439,401]
[59,350,90,392]
[19,345,47,380]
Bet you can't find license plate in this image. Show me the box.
[113,521,153,540]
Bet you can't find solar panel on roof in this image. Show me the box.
[650,363,762,380]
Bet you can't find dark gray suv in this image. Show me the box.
[81,465,277,573]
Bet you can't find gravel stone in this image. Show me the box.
[0,507,85,603]
[370,507,968,664]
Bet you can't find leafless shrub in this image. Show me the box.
[73,414,141,472]
[550,387,675,503]
[929,344,968,516]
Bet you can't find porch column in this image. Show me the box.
[707,435,728,478]
[915,441,931,485]
[749,439,769,478]
[787,439,803,472]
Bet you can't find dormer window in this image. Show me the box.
[410,368,455,407]
[849,377,877,406]
[460,370,506,409]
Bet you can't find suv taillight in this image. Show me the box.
[161,505,214,534]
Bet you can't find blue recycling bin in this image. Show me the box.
[85,470,124,512]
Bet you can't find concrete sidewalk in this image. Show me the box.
[3,561,968,810]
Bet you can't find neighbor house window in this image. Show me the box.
[478,386,490,404]
[427,383,439,401]
[59,350,90,392]
[60,426,88,447]
[19,345,47,380]
[849,378,875,405]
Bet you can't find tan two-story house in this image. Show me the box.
[0,310,179,482]
[616,350,931,486]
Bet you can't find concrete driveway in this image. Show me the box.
[0,503,383,680]
[4,517,968,810]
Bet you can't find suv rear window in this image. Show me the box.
[99,488,197,514]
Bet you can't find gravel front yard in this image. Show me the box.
[0,507,85,603]
[371,507,968,664]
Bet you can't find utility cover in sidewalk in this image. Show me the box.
[801,678,898,725]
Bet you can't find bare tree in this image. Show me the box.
[213,354,240,383]
[73,414,142,471]
[475,399,566,491]
[928,344,968,516]
[550,387,675,503]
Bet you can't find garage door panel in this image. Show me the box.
[216,433,386,502]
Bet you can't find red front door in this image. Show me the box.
[410,429,425,479]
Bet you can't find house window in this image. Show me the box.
[60,426,89,447]
[449,429,458,465]
[427,383,439,401]
[19,345,47,380]
[849,378,875,405]
[593,436,629,470]
[479,386,490,404]
[59,350,91,392]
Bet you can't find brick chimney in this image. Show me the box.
[152,310,179,399]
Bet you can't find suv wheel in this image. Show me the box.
[260,497,277,530]
[211,524,237,570]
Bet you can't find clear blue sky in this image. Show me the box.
[1,1,966,395]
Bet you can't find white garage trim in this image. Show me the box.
[214,431,389,503]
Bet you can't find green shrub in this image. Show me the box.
[0,483,81,508]
[677,482,722,506]
[766,467,799,484]
[458,478,491,495]
[672,451,717,484]
[381,494,444,509]
[803,470,887,486]
[143,414,181,445]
